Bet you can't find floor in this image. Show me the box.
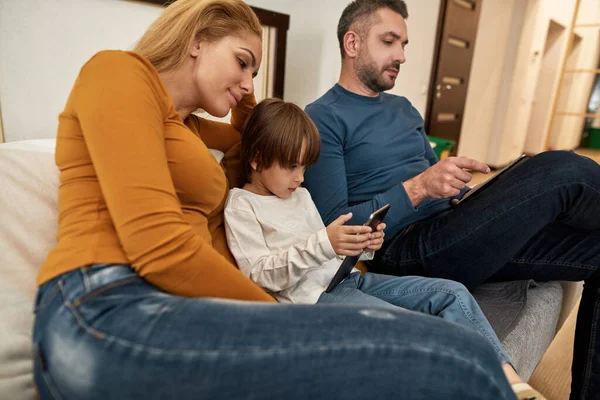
[469,148,600,186]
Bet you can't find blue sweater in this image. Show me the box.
[305,84,458,238]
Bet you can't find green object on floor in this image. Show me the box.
[428,136,456,160]
[589,127,600,149]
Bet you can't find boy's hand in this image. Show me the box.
[326,213,373,257]
[366,223,386,251]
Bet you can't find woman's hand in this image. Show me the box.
[326,213,373,257]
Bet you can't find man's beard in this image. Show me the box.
[356,51,400,93]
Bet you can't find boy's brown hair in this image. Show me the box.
[241,98,321,184]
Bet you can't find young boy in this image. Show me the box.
[225,98,545,400]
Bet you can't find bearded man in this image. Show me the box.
[304,1,600,398]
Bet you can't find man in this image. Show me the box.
[304,1,600,399]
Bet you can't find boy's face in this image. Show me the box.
[250,143,307,199]
[254,163,306,199]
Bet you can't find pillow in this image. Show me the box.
[0,139,58,400]
[0,140,225,400]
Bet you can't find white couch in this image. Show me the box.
[0,139,582,399]
[1,140,57,399]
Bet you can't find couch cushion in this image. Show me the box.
[472,280,530,341]
[0,139,58,400]
[501,281,563,381]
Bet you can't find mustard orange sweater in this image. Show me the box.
[38,50,274,302]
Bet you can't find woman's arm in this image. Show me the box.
[73,51,273,302]
[186,95,255,188]
[187,95,256,154]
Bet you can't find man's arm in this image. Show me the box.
[304,104,424,238]
[421,129,439,166]
[403,106,480,206]
[187,95,256,154]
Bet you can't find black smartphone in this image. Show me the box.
[455,154,529,205]
[324,204,390,293]
[363,203,391,231]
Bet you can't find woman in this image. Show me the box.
[33,1,517,399]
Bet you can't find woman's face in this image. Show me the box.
[191,33,262,117]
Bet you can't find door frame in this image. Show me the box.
[424,0,449,134]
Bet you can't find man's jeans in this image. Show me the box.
[318,272,511,366]
[33,264,516,400]
[373,151,600,400]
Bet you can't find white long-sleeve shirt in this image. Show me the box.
[224,187,371,304]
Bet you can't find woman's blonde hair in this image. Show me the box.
[134,0,262,72]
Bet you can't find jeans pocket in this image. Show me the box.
[34,281,61,315]
[71,275,139,308]
[64,274,142,341]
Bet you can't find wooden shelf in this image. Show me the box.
[575,24,600,28]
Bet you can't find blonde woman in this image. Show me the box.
[32,1,516,399]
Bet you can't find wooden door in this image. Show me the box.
[425,0,483,151]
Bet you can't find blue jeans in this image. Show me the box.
[319,272,511,366]
[33,264,517,400]
[373,151,600,400]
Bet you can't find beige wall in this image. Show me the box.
[488,0,543,165]
[548,32,585,150]
[509,0,577,160]
[459,0,578,165]
[457,0,524,162]
[1,0,597,157]
[0,0,441,143]
[0,0,165,142]
[524,19,568,154]
[388,0,441,117]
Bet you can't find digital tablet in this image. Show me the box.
[455,154,529,205]
[324,204,391,293]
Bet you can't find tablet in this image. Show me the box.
[455,154,529,205]
[324,204,391,293]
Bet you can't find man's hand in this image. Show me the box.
[450,183,482,207]
[403,157,490,207]
[326,213,373,257]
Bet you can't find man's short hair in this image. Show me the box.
[337,0,408,59]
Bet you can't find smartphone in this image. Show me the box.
[455,154,529,205]
[324,204,391,293]
[363,203,391,231]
